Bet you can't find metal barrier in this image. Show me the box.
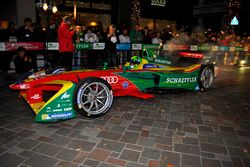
[0,42,249,71]
[1,42,249,52]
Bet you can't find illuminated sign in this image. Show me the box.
[151,0,166,7]
[230,16,239,26]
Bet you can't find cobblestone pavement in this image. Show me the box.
[0,66,250,167]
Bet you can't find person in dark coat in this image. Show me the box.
[14,47,33,74]
[18,17,35,42]
[105,24,119,68]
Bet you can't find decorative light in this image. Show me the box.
[224,0,240,30]
[37,0,57,13]
[52,5,58,13]
[90,22,97,26]
[43,2,48,11]
[131,0,140,25]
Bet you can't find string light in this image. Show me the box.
[131,0,140,25]
[224,0,240,31]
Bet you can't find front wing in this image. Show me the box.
[19,80,77,122]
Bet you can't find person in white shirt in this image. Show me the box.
[84,29,99,43]
[119,28,130,43]
[118,28,130,63]
[152,32,163,44]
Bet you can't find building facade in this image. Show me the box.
[0,0,195,32]
[193,0,250,34]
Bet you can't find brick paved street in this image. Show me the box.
[0,66,250,167]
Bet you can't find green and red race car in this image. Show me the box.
[10,50,216,123]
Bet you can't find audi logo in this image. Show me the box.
[100,76,119,84]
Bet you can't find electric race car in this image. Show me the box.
[10,50,216,123]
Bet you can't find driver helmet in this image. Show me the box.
[130,56,142,65]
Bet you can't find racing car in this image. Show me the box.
[10,50,216,123]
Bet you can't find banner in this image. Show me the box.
[5,42,44,51]
[47,42,59,50]
[219,46,229,51]
[142,44,160,50]
[0,43,5,51]
[132,44,142,50]
[190,45,198,51]
[93,43,105,50]
[116,43,131,51]
[76,43,92,50]
[198,45,210,51]
[235,47,244,52]
[0,42,249,52]
[163,44,189,51]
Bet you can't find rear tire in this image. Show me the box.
[198,66,214,91]
[73,77,113,117]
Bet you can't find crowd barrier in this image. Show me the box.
[0,42,249,71]
[0,42,250,52]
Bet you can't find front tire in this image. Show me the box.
[74,77,113,117]
[198,66,214,91]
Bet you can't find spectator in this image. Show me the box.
[105,24,119,67]
[14,47,33,74]
[84,28,99,69]
[18,17,40,72]
[75,25,85,43]
[142,26,149,38]
[152,32,163,44]
[84,28,99,43]
[162,28,173,43]
[58,16,75,70]
[119,28,131,63]
[5,20,18,42]
[0,21,19,74]
[18,17,35,42]
[33,22,46,42]
[119,28,130,43]
[129,24,143,43]
[96,30,105,42]
[144,29,153,44]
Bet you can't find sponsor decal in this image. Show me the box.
[143,64,159,69]
[53,109,63,112]
[122,82,129,89]
[101,76,119,84]
[42,112,72,120]
[166,77,197,84]
[155,59,171,65]
[30,94,41,100]
[61,92,70,99]
[19,84,30,89]
[64,107,72,111]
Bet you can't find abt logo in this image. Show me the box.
[61,92,70,99]
[101,76,119,84]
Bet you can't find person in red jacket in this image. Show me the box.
[58,16,75,70]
